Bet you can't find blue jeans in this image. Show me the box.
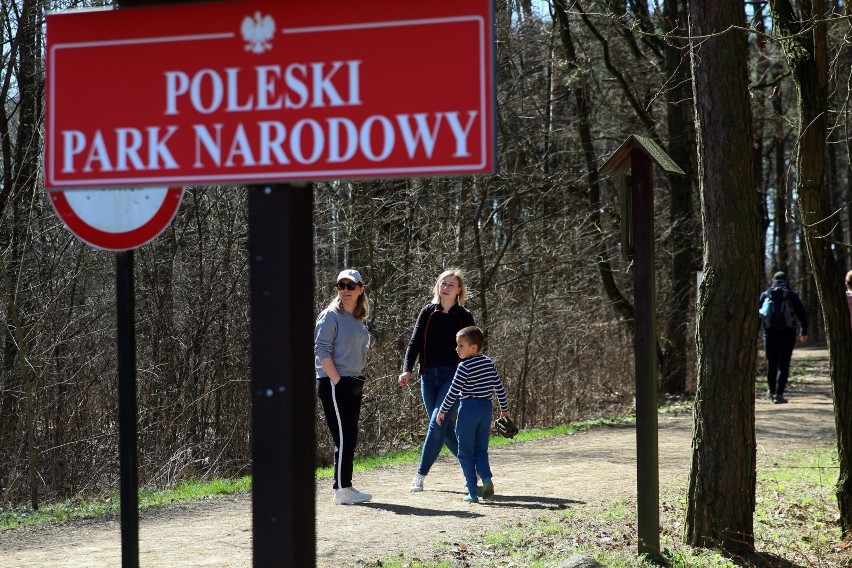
[456,398,493,498]
[417,366,458,476]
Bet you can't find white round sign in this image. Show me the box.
[49,186,184,251]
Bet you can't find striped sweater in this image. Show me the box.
[440,354,509,414]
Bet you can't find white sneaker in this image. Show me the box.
[333,487,372,505]
[410,473,425,492]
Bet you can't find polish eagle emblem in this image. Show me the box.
[241,12,275,54]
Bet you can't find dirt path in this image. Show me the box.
[0,349,836,567]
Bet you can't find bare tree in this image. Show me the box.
[769,0,852,537]
[0,0,46,509]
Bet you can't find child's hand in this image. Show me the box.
[436,412,445,425]
[500,410,512,420]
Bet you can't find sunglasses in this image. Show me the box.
[336,281,360,291]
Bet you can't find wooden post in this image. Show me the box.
[601,135,681,560]
[631,151,660,558]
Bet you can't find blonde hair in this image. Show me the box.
[846,270,852,289]
[327,285,369,320]
[431,269,467,306]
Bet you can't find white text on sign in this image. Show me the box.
[60,61,478,174]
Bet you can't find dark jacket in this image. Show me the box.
[402,302,475,373]
[759,278,809,336]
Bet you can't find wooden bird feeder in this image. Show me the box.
[600,134,685,259]
[599,134,684,560]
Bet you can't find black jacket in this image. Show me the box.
[402,302,475,373]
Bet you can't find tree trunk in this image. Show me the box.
[661,0,695,395]
[770,0,852,537]
[685,0,760,552]
[0,0,43,510]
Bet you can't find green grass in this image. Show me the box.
[0,476,251,531]
[380,446,844,567]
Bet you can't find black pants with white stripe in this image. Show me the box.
[317,375,365,490]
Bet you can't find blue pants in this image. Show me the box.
[764,330,797,396]
[456,398,493,498]
[417,366,458,476]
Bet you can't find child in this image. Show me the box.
[436,326,511,503]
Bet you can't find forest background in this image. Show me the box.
[2,0,852,551]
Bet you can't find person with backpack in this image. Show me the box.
[758,271,808,404]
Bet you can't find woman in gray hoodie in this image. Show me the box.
[315,269,372,505]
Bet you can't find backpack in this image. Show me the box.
[759,286,796,331]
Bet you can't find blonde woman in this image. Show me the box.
[398,269,475,492]
[315,269,372,505]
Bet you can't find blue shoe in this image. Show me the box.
[463,494,479,503]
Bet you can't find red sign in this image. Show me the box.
[49,187,184,250]
[44,0,495,189]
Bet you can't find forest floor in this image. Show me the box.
[0,347,838,567]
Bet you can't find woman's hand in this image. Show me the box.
[436,411,445,425]
[398,371,411,386]
[320,357,341,385]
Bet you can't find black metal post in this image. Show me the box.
[116,250,139,568]
[631,152,660,558]
[248,183,316,567]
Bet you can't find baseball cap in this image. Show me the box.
[773,271,787,281]
[336,269,363,284]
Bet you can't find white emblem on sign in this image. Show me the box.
[241,12,275,53]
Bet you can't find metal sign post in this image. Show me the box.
[115,250,139,568]
[247,183,315,566]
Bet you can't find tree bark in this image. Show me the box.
[685,0,760,552]
[770,0,852,537]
